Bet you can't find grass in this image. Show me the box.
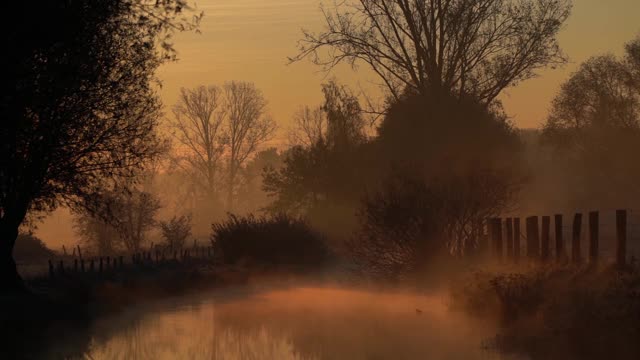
[450,264,640,360]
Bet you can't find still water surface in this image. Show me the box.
[78,286,525,360]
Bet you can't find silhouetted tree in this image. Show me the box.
[223,81,277,210]
[75,189,161,254]
[171,86,226,205]
[321,80,368,148]
[263,143,332,214]
[0,0,199,289]
[74,215,121,255]
[349,170,517,278]
[289,106,327,147]
[159,215,193,250]
[542,36,640,206]
[292,0,571,104]
[235,148,283,213]
[376,92,520,171]
[264,81,369,216]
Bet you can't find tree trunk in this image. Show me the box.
[0,217,26,292]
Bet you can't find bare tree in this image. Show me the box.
[172,86,226,201]
[291,0,571,104]
[288,106,327,147]
[159,215,192,250]
[223,81,277,210]
[74,188,161,254]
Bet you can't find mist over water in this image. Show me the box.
[76,285,524,360]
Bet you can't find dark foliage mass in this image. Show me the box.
[377,92,521,172]
[211,214,330,270]
[451,267,640,360]
[13,233,55,262]
[160,215,193,250]
[541,36,640,208]
[0,0,199,290]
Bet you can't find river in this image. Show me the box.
[44,285,527,359]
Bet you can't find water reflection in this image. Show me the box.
[77,286,523,360]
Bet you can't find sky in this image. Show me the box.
[35,0,640,249]
[158,0,640,135]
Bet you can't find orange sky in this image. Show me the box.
[158,0,640,136]
[34,0,640,250]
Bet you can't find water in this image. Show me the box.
[56,286,525,359]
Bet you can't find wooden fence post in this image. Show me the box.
[572,213,583,264]
[513,218,521,262]
[555,214,565,263]
[58,260,65,275]
[81,259,85,273]
[526,216,540,260]
[74,259,79,273]
[541,216,551,262]
[589,211,599,266]
[77,245,82,259]
[506,218,514,261]
[99,257,103,273]
[489,218,503,260]
[90,259,95,272]
[616,210,627,268]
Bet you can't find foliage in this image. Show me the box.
[541,36,640,207]
[292,0,571,104]
[347,176,449,279]
[235,148,283,213]
[376,91,521,172]
[211,214,330,269]
[0,0,199,288]
[264,81,370,216]
[75,189,161,254]
[451,267,640,360]
[348,170,515,278]
[13,233,55,262]
[159,215,193,249]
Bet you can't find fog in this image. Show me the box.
[73,285,518,360]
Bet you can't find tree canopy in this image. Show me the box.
[0,0,200,290]
[292,0,571,104]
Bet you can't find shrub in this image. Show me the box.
[348,172,514,279]
[211,214,329,270]
[160,215,192,249]
[451,267,640,360]
[14,233,55,262]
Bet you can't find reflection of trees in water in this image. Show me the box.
[85,305,309,360]
[24,288,516,359]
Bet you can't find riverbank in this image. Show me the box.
[450,264,640,360]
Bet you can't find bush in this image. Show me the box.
[451,267,640,360]
[347,176,448,279]
[211,214,330,270]
[348,172,515,279]
[160,215,192,249]
[14,233,55,262]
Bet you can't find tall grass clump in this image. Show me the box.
[211,214,330,270]
[450,266,640,360]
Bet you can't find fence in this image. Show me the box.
[41,245,217,280]
[486,209,639,267]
